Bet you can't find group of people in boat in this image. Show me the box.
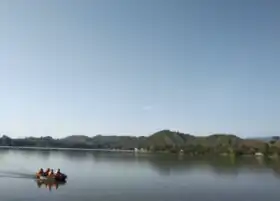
[37,168,62,177]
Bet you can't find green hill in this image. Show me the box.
[0,130,278,156]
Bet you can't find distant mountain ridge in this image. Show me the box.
[246,136,280,142]
[0,130,280,156]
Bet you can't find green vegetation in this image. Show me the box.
[0,130,280,157]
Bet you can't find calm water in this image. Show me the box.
[1,150,280,201]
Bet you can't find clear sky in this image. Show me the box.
[1,0,280,138]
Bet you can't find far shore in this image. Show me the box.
[0,146,136,153]
[0,146,278,160]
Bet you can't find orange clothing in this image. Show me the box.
[36,169,44,178]
[48,171,54,176]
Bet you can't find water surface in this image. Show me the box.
[1,149,280,201]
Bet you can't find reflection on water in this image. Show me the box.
[83,151,280,178]
[36,179,67,191]
[2,149,280,177]
[2,149,280,201]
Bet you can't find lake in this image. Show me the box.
[1,149,280,201]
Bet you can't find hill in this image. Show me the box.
[0,130,279,156]
[246,136,280,142]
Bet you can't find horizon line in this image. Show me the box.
[1,129,278,140]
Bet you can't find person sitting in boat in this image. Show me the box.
[55,168,61,176]
[48,169,54,177]
[36,168,44,178]
[37,168,44,175]
[44,168,50,176]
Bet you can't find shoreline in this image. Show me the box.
[0,146,277,159]
[0,146,136,153]
[0,146,232,158]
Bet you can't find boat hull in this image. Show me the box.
[36,173,67,182]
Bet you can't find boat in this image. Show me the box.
[36,172,67,182]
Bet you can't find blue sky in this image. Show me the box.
[0,0,280,138]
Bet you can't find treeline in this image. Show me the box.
[1,130,280,156]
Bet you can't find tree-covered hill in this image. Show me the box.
[0,130,279,156]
